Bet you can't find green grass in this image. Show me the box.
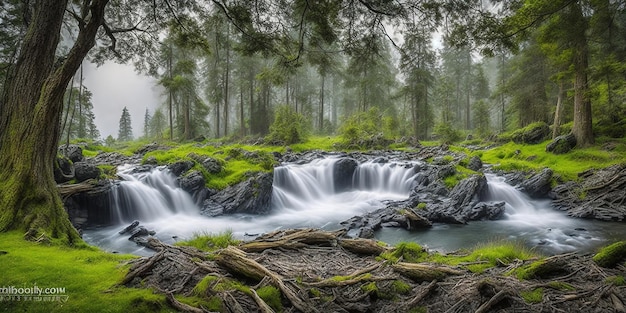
[478,140,626,181]
[0,232,169,313]
[256,286,282,312]
[142,143,277,190]
[175,230,240,252]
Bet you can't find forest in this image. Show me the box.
[1,1,626,312]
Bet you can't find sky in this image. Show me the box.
[82,61,162,140]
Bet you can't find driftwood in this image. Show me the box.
[338,237,390,255]
[121,228,626,313]
[57,180,98,198]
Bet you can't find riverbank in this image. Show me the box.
[3,229,625,312]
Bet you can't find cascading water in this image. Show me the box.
[83,158,420,255]
[377,173,626,254]
[109,165,199,223]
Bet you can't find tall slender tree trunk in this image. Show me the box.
[240,84,245,136]
[223,25,230,137]
[0,0,108,243]
[571,3,594,147]
[168,44,174,140]
[319,74,325,132]
[552,81,564,139]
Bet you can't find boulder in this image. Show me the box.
[58,144,84,162]
[201,172,273,215]
[168,160,194,176]
[520,168,553,197]
[466,156,483,171]
[54,155,74,183]
[201,157,223,174]
[74,162,101,182]
[546,133,576,154]
[512,122,550,144]
[178,171,205,195]
[357,227,375,239]
[468,202,505,220]
[333,158,358,192]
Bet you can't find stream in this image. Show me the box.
[82,159,626,256]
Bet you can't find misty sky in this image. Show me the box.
[83,62,163,140]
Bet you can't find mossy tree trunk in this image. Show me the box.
[570,2,594,147]
[0,0,108,244]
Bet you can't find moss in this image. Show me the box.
[593,241,626,268]
[391,280,412,294]
[427,242,535,274]
[416,203,427,210]
[256,286,282,312]
[547,281,575,291]
[176,295,222,312]
[176,230,239,252]
[380,242,427,263]
[605,276,626,286]
[193,275,220,295]
[97,164,117,179]
[520,288,544,304]
[0,231,171,312]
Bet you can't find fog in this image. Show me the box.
[82,62,162,140]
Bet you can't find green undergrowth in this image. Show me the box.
[477,139,626,181]
[381,241,536,274]
[520,288,544,304]
[0,231,169,313]
[175,230,240,252]
[142,143,278,190]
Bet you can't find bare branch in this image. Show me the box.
[101,22,122,58]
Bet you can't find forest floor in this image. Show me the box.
[123,229,626,313]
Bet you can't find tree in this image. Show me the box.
[0,1,107,243]
[143,108,151,139]
[117,107,133,142]
[149,108,167,139]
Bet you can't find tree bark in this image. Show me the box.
[0,0,108,243]
[552,81,564,139]
[570,2,594,147]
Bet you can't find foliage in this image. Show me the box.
[478,140,626,182]
[338,107,395,149]
[267,105,309,145]
[0,231,169,312]
[117,107,134,142]
[176,230,240,252]
[433,122,461,144]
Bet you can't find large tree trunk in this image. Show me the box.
[0,0,108,244]
[570,3,594,147]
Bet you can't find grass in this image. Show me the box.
[142,143,277,190]
[175,230,240,252]
[382,241,537,274]
[477,139,626,181]
[0,231,169,313]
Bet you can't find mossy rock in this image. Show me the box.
[593,241,626,268]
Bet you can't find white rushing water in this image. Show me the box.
[83,158,420,255]
[378,173,626,254]
[83,162,626,256]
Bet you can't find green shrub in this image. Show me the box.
[338,107,394,149]
[267,105,308,145]
[433,122,461,144]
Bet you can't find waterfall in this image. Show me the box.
[271,158,418,214]
[109,165,199,223]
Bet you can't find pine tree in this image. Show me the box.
[118,106,133,142]
[143,108,151,138]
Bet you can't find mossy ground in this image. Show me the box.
[475,138,626,181]
[0,232,168,313]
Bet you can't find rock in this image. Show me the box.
[134,142,169,155]
[546,133,576,154]
[512,122,550,144]
[54,155,74,183]
[201,158,222,174]
[468,202,505,220]
[333,158,358,192]
[90,152,140,166]
[168,160,194,176]
[58,144,84,162]
[520,168,553,197]
[144,156,158,165]
[403,209,432,229]
[202,172,273,215]
[119,220,140,234]
[63,181,113,228]
[449,174,487,210]
[178,170,205,195]
[128,226,156,241]
[437,164,456,179]
[466,156,483,171]
[74,162,101,182]
[357,227,375,239]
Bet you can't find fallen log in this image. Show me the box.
[392,262,464,282]
[239,228,342,252]
[338,238,390,255]
[215,246,318,313]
